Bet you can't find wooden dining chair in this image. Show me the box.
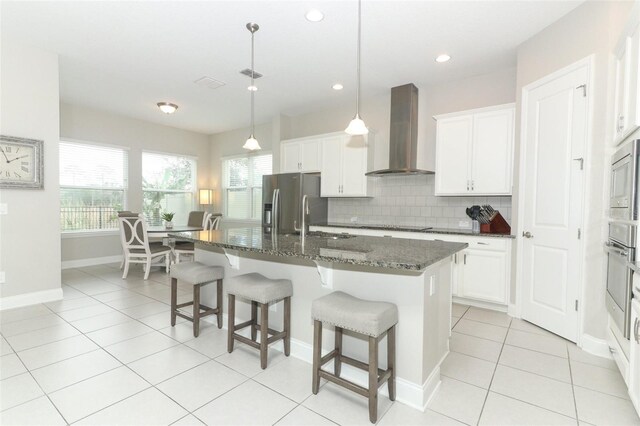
[119,214,171,280]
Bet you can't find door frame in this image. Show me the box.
[515,55,594,346]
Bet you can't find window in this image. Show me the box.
[222,153,272,220]
[60,141,128,232]
[142,152,196,226]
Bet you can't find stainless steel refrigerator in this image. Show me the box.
[262,173,328,234]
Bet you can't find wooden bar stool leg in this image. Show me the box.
[387,325,396,401]
[216,279,223,329]
[260,302,269,369]
[251,301,258,341]
[334,326,343,376]
[193,284,201,337]
[227,294,235,353]
[170,278,177,327]
[368,335,379,424]
[312,320,322,394]
[284,297,291,356]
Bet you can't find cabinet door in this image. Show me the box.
[300,139,322,172]
[341,135,369,196]
[471,108,514,195]
[281,142,301,173]
[435,116,473,195]
[320,136,343,197]
[459,248,507,304]
[630,299,640,412]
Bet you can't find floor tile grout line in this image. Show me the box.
[487,389,579,420]
[566,343,581,425]
[474,327,506,426]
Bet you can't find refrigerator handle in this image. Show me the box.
[273,188,280,233]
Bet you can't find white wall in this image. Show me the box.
[0,42,61,306]
[60,103,211,263]
[513,0,634,339]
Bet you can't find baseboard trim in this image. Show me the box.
[453,296,508,313]
[0,288,63,311]
[581,333,612,359]
[507,303,519,318]
[62,255,121,270]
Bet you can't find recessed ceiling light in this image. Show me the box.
[435,54,451,63]
[305,9,324,22]
[157,102,178,114]
[332,83,344,91]
[247,85,258,91]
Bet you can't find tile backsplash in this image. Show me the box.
[327,175,512,229]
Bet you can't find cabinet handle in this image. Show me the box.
[477,242,489,245]
[454,253,457,264]
[471,180,474,191]
[464,254,467,265]
[467,180,470,191]
[635,317,639,344]
[618,115,625,132]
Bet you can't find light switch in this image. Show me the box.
[0,204,7,215]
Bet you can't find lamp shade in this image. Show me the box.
[199,189,213,205]
[345,114,369,135]
[243,135,261,151]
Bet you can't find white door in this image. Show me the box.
[281,142,301,173]
[300,140,322,172]
[435,116,473,195]
[341,135,368,196]
[471,109,514,195]
[320,136,343,197]
[520,63,588,342]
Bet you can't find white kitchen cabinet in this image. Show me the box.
[630,298,640,413]
[434,104,515,196]
[613,20,640,146]
[280,137,322,173]
[321,133,374,197]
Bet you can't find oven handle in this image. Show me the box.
[605,242,630,258]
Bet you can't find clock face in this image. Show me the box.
[0,136,43,189]
[0,143,35,182]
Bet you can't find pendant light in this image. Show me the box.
[345,0,368,136]
[243,22,262,151]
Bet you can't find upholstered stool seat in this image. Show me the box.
[170,262,224,337]
[311,292,398,424]
[227,273,292,369]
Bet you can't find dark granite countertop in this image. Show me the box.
[170,227,467,271]
[310,222,515,239]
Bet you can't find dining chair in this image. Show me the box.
[119,214,171,280]
[205,214,221,230]
[202,212,212,228]
[117,211,140,269]
[187,211,206,228]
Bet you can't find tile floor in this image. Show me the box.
[0,263,639,425]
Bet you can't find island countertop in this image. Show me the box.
[170,227,467,271]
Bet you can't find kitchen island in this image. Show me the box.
[170,227,467,410]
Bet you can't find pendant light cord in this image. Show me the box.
[250,29,255,136]
[356,0,361,116]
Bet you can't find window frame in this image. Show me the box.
[221,152,272,222]
[141,150,198,226]
[59,138,129,235]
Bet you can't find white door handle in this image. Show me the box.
[522,231,533,238]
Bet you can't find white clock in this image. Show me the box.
[0,135,44,189]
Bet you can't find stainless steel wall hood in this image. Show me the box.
[366,83,434,176]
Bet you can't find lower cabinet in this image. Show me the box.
[456,247,508,304]
[630,298,640,412]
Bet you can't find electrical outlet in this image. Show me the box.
[350,216,358,223]
[458,220,470,228]
[0,272,5,284]
[429,275,435,296]
[0,204,7,215]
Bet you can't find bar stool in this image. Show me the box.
[170,262,224,337]
[311,291,398,424]
[227,273,292,369]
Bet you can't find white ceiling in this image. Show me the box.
[2,1,582,135]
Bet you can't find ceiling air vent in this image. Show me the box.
[194,76,226,90]
[239,68,263,79]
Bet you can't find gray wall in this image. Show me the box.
[0,42,61,302]
[60,103,211,263]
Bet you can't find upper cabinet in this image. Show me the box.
[434,104,515,196]
[613,20,640,146]
[280,137,323,173]
[320,132,374,197]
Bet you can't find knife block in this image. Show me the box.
[480,211,511,235]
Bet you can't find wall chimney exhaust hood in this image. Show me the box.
[366,83,433,176]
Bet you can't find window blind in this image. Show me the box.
[222,153,272,220]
